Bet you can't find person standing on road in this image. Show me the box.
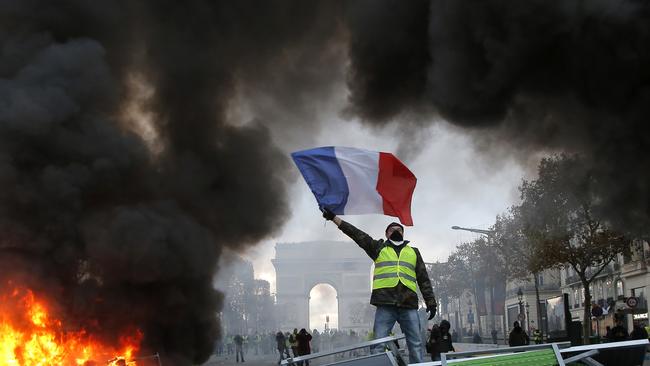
[508,321,529,347]
[276,331,290,364]
[289,328,299,358]
[322,209,437,364]
[428,320,455,362]
[296,328,313,366]
[234,334,245,363]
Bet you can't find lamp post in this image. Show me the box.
[451,225,496,336]
[525,302,530,334]
[467,297,474,335]
[517,288,524,328]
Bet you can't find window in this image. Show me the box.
[616,280,624,297]
[573,288,580,307]
[538,273,544,286]
[581,288,585,306]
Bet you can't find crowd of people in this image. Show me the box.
[216,328,373,364]
[216,317,650,363]
[604,320,650,342]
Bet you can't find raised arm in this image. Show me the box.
[322,208,381,260]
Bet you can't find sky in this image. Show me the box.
[233,98,534,331]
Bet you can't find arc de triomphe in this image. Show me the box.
[272,241,374,332]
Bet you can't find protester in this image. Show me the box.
[234,334,245,363]
[508,321,530,347]
[630,323,649,340]
[610,320,628,342]
[276,331,290,364]
[532,329,542,344]
[428,320,455,362]
[296,328,313,366]
[289,329,299,357]
[226,334,234,355]
[322,210,437,364]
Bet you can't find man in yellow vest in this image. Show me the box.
[322,209,437,363]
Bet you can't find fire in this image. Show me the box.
[0,282,143,365]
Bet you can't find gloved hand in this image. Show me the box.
[322,207,336,221]
[427,305,437,320]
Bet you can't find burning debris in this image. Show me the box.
[0,281,142,365]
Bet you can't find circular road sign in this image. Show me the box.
[626,297,639,309]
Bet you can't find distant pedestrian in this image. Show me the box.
[451,329,458,342]
[532,329,542,344]
[508,322,529,347]
[276,331,290,364]
[428,320,455,362]
[289,328,299,357]
[234,334,245,363]
[296,328,313,366]
[630,323,648,340]
[491,329,498,344]
[472,332,482,344]
[226,334,234,355]
[610,320,628,342]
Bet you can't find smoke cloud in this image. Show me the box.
[0,0,341,364]
[2,0,650,364]
[344,0,650,236]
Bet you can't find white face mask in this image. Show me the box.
[390,240,405,246]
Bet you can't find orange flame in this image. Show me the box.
[0,282,143,365]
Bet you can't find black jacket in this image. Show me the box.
[338,220,436,309]
[508,327,529,346]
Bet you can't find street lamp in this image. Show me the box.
[517,288,524,326]
[525,302,530,334]
[451,226,495,237]
[451,225,496,336]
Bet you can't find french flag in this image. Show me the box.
[291,146,417,226]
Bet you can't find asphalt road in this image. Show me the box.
[202,353,280,366]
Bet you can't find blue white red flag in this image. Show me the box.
[291,146,417,225]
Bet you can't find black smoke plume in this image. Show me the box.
[344,0,650,237]
[0,0,341,364]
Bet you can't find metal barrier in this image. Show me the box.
[280,334,406,366]
[410,339,649,366]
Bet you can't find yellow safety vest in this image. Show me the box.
[373,245,418,293]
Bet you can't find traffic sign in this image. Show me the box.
[626,297,639,309]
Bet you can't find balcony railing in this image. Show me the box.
[564,265,616,285]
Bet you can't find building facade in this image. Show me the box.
[558,241,650,335]
[504,269,563,338]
